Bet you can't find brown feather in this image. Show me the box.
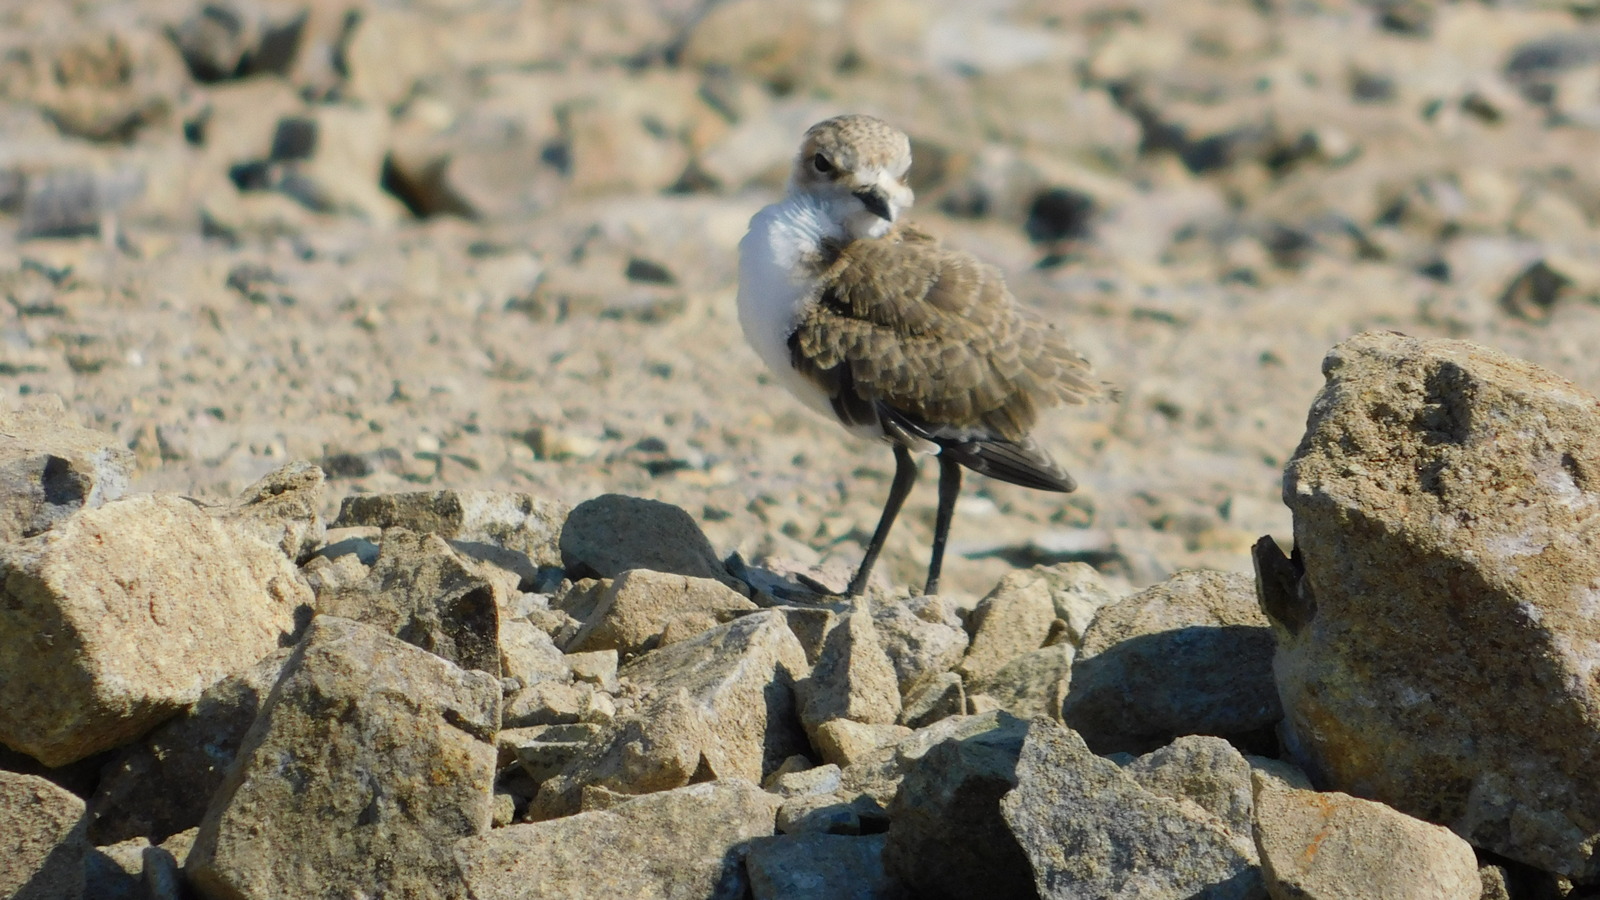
[789,223,1106,445]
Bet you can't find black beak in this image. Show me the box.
[853,188,892,222]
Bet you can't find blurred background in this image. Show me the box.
[3,0,1599,597]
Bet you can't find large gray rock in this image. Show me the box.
[0,493,311,766]
[89,649,292,844]
[457,779,777,900]
[882,711,1037,900]
[186,616,499,900]
[0,396,131,542]
[1062,569,1278,754]
[1262,332,1600,879]
[0,770,88,900]
[796,607,902,739]
[559,494,732,585]
[745,832,893,900]
[999,721,1262,900]
[529,610,809,819]
[1253,777,1480,900]
[565,568,757,659]
[317,528,502,675]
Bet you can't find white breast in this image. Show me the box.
[736,195,881,440]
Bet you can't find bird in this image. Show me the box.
[736,114,1110,597]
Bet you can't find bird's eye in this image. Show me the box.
[812,154,834,174]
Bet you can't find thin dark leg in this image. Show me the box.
[924,454,962,596]
[847,444,918,596]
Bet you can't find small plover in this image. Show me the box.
[737,114,1109,596]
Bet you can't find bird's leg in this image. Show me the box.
[847,443,918,596]
[924,454,962,596]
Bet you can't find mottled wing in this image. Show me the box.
[788,226,1103,491]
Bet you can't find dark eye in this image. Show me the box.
[812,154,834,174]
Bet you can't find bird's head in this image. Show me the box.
[789,114,914,241]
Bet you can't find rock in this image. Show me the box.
[1121,735,1257,841]
[529,611,809,819]
[766,762,840,798]
[503,679,597,728]
[775,791,886,836]
[1253,777,1480,900]
[206,460,325,562]
[959,569,1060,685]
[169,0,307,82]
[1061,569,1279,754]
[797,608,902,739]
[870,595,970,694]
[745,833,893,900]
[457,779,777,900]
[89,649,292,845]
[970,642,1074,722]
[504,723,601,782]
[1265,331,1600,879]
[900,670,965,728]
[566,568,757,658]
[336,489,570,585]
[317,528,502,675]
[0,770,88,900]
[882,711,1036,900]
[85,837,149,900]
[186,616,499,900]
[0,395,132,542]
[840,710,1023,809]
[999,720,1262,900]
[558,493,732,585]
[499,619,572,687]
[813,719,912,769]
[0,493,311,766]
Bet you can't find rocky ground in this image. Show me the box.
[5,0,1600,898]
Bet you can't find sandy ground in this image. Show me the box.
[5,0,1600,600]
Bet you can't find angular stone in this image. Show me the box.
[841,711,1024,809]
[745,833,893,900]
[0,396,131,542]
[1062,569,1278,754]
[85,837,147,900]
[870,595,969,694]
[566,568,757,659]
[883,711,1036,900]
[205,460,325,563]
[457,779,776,900]
[999,721,1261,900]
[960,569,1061,684]
[186,616,499,900]
[797,609,901,738]
[529,611,808,819]
[900,670,966,728]
[971,642,1074,722]
[1027,561,1122,646]
[338,490,569,586]
[814,719,911,769]
[559,493,733,585]
[1121,735,1257,842]
[1267,332,1600,878]
[1254,778,1479,900]
[0,493,310,766]
[89,649,292,844]
[0,771,88,900]
[499,619,571,687]
[317,528,501,675]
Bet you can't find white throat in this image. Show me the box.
[736,192,882,437]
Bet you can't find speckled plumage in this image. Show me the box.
[736,114,1109,594]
